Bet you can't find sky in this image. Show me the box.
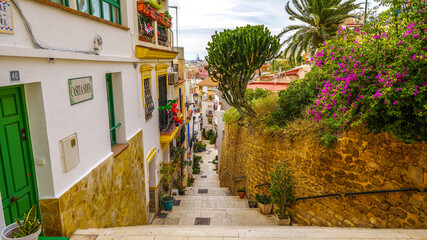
[168,0,386,60]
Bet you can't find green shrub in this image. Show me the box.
[255,194,272,204]
[194,142,206,152]
[321,133,338,148]
[207,129,214,138]
[270,161,294,219]
[223,108,242,124]
[209,135,216,144]
[272,68,325,126]
[245,88,269,102]
[202,128,206,139]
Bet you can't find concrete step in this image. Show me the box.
[150,208,276,226]
[172,195,247,209]
[185,187,230,196]
[192,181,220,187]
[72,225,427,239]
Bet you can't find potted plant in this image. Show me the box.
[161,195,175,211]
[255,193,272,215]
[237,187,246,198]
[173,175,186,195]
[269,161,294,225]
[159,162,176,210]
[1,205,41,240]
[248,200,257,208]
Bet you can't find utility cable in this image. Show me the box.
[11,0,98,55]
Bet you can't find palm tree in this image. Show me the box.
[279,0,362,64]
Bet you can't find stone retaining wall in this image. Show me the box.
[220,124,426,228]
[40,130,147,236]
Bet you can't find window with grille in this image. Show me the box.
[143,77,154,120]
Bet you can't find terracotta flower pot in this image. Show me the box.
[238,192,245,198]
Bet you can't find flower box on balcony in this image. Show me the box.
[165,17,172,28]
[137,1,157,20]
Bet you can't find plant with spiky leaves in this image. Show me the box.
[205,25,281,117]
[12,205,41,238]
[279,0,361,65]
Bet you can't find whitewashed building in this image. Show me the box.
[0,0,178,236]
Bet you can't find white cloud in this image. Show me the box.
[168,0,385,60]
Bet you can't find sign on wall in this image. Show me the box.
[0,0,13,34]
[68,76,94,105]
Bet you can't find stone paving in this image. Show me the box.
[151,140,277,226]
[70,141,427,239]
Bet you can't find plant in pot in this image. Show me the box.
[269,161,294,225]
[237,187,246,198]
[255,193,272,215]
[160,162,176,211]
[248,200,257,208]
[173,175,186,195]
[1,205,41,240]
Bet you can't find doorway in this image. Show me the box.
[0,86,39,225]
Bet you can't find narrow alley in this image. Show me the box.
[150,141,276,226]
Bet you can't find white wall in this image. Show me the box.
[25,82,55,198]
[0,57,142,198]
[0,1,134,57]
[0,0,175,223]
[216,110,225,171]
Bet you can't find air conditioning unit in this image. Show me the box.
[168,72,178,85]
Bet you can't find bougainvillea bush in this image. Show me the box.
[308,0,427,143]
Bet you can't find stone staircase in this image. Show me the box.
[150,143,277,226]
[72,225,427,239]
[69,142,427,239]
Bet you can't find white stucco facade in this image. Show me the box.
[0,0,175,229]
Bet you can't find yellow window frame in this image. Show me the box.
[140,64,154,108]
[155,63,169,99]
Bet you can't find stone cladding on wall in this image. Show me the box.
[220,124,426,228]
[40,130,147,236]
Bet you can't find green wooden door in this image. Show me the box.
[0,86,38,225]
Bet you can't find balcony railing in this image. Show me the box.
[160,111,176,134]
[206,110,213,116]
[138,13,155,43]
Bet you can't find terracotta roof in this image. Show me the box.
[284,69,299,76]
[247,82,289,91]
[197,77,218,87]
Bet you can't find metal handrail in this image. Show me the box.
[344,188,420,197]
[232,176,246,181]
[296,194,341,201]
[220,172,229,178]
[255,183,271,188]
[110,123,121,131]
[295,188,421,202]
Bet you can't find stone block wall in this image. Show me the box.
[40,130,147,236]
[220,124,426,228]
